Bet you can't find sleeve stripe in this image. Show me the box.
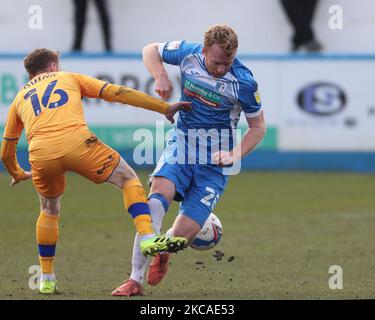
[158,43,167,57]
[99,83,109,97]
[2,137,19,141]
[244,108,262,118]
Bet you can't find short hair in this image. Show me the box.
[204,24,238,56]
[24,48,59,78]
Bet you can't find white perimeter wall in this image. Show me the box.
[0,0,374,53]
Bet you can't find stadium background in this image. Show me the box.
[1,0,375,300]
[1,0,375,172]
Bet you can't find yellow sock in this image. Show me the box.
[123,179,154,236]
[36,212,59,275]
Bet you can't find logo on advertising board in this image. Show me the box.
[297,82,346,116]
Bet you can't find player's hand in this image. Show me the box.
[155,75,173,99]
[11,171,32,187]
[212,151,235,167]
[165,101,192,124]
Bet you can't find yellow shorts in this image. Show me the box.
[30,134,120,198]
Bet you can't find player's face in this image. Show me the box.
[203,44,236,78]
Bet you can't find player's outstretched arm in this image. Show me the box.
[0,139,32,186]
[143,43,173,99]
[73,73,191,122]
[100,84,191,123]
[164,101,192,123]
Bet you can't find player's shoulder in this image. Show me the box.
[56,71,75,80]
[10,90,22,106]
[55,71,83,86]
[230,59,258,89]
[181,41,202,53]
[162,41,202,56]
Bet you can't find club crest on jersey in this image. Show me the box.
[215,82,227,94]
[165,41,181,51]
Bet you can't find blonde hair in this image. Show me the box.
[204,24,238,56]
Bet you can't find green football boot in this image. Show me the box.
[38,279,58,294]
[140,235,188,257]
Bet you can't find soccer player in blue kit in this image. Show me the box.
[112,24,266,296]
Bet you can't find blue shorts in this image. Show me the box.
[151,144,228,227]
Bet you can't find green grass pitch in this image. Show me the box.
[1,171,375,299]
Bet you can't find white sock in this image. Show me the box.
[129,197,167,284]
[40,273,55,281]
[149,197,167,233]
[129,232,149,284]
[139,233,155,241]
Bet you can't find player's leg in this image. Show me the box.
[146,138,194,238]
[146,192,215,286]
[112,153,191,296]
[122,177,175,291]
[146,195,204,287]
[146,212,201,287]
[64,135,187,257]
[64,136,155,243]
[37,194,61,294]
[169,214,201,241]
[148,176,176,233]
[173,166,228,241]
[106,157,156,241]
[145,164,193,287]
[146,213,201,287]
[147,165,228,286]
[112,177,178,296]
[106,158,187,257]
[30,158,66,294]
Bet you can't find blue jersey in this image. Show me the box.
[159,40,262,164]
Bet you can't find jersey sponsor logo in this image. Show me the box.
[165,41,182,51]
[215,82,227,94]
[254,88,261,104]
[183,79,221,108]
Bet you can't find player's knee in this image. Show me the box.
[40,199,61,215]
[149,177,175,202]
[108,159,138,188]
[172,214,202,241]
[123,168,138,182]
[172,227,197,242]
[115,170,138,189]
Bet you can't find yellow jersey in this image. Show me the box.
[3,71,107,161]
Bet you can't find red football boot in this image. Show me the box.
[111,279,144,297]
[147,253,170,286]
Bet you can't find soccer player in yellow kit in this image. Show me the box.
[0,48,191,295]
